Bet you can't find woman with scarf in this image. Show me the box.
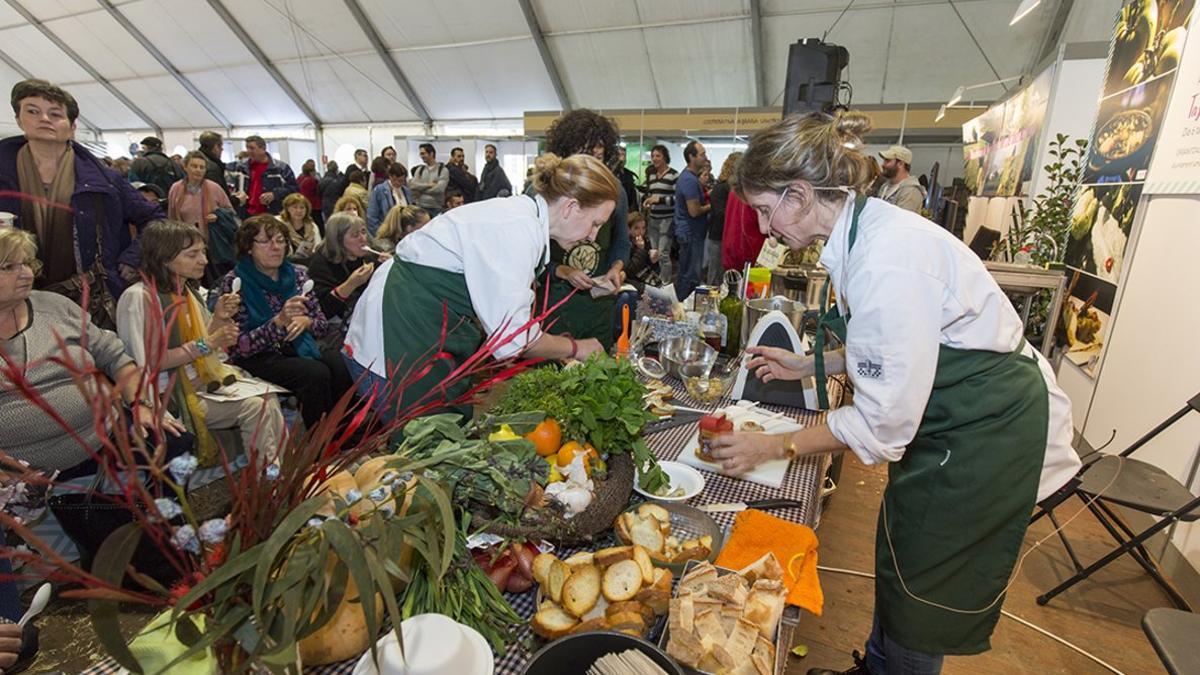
[167,151,232,241]
[210,215,352,429]
[116,221,286,466]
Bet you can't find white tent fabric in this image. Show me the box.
[0,0,1110,132]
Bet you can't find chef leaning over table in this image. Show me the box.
[708,111,1081,675]
[342,152,617,417]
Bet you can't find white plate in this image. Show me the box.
[634,460,705,502]
[351,616,494,675]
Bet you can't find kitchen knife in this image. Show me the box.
[643,410,706,435]
[698,498,807,513]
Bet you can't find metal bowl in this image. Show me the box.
[658,335,717,380]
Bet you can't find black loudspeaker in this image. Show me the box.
[783,38,850,117]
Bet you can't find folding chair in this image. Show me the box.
[1032,390,1200,609]
[1142,608,1200,675]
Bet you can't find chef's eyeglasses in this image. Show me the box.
[761,185,851,230]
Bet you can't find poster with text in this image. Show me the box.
[983,66,1055,196]
[1145,11,1200,192]
[1064,183,1144,283]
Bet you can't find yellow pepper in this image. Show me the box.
[488,424,520,442]
[543,456,564,483]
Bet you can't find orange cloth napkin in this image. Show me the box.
[714,508,824,616]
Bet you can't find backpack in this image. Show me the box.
[145,154,186,194]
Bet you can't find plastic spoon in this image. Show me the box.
[300,279,314,297]
[18,583,50,628]
[362,245,384,257]
[230,277,241,294]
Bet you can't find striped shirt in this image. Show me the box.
[645,167,679,221]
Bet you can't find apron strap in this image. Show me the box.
[813,195,869,410]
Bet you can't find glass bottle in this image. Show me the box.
[718,278,743,356]
[699,288,727,352]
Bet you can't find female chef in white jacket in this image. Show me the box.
[709,111,1081,675]
[343,153,615,418]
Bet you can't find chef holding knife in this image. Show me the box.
[707,111,1080,675]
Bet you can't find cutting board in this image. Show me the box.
[674,401,803,489]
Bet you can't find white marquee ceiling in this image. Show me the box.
[0,0,1115,132]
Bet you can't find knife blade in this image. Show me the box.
[698,498,807,513]
[643,410,706,435]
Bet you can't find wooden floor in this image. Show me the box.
[787,454,1171,675]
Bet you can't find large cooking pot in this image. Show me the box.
[742,296,805,346]
[770,265,829,308]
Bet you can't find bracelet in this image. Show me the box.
[781,433,798,461]
[193,337,212,357]
[332,286,348,302]
[568,336,578,360]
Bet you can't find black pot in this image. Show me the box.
[521,631,684,675]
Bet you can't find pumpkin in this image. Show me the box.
[314,471,358,518]
[297,572,385,665]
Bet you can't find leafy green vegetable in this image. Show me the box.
[490,364,570,420]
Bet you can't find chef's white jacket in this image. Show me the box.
[345,193,551,374]
[819,195,1081,501]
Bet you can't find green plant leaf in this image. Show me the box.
[174,542,263,617]
[364,548,407,664]
[320,518,380,647]
[87,523,145,674]
[250,496,326,627]
[153,605,252,675]
[415,475,456,577]
[298,561,348,639]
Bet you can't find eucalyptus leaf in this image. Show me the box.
[87,523,145,674]
[320,519,380,649]
[250,496,326,627]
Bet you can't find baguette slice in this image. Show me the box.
[530,605,579,640]
[637,502,671,525]
[606,610,647,636]
[738,551,785,583]
[632,544,655,584]
[629,515,666,553]
[602,559,643,602]
[561,564,601,618]
[614,513,636,545]
[532,552,558,586]
[563,551,595,568]
[607,600,655,626]
[595,545,635,567]
[635,586,671,615]
[547,560,570,604]
[652,567,674,591]
[569,617,609,635]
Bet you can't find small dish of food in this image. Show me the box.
[634,461,705,502]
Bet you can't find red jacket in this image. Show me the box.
[298,173,321,212]
[721,191,765,271]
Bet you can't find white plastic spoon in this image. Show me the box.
[300,279,314,297]
[230,277,241,294]
[362,246,384,257]
[18,583,50,628]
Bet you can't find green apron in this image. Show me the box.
[542,218,616,351]
[379,259,483,419]
[814,197,1049,655]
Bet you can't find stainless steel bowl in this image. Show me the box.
[658,335,717,380]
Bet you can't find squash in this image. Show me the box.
[314,471,358,518]
[297,573,385,665]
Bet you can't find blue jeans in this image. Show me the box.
[675,230,706,301]
[865,613,944,675]
[343,353,394,424]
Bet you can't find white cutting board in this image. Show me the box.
[675,401,803,488]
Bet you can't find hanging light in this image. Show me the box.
[935,104,947,123]
[947,85,965,108]
[1009,0,1041,26]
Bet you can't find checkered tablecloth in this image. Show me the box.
[81,379,829,675]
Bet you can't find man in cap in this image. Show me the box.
[876,145,926,213]
[129,135,184,195]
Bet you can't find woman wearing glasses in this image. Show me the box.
[210,215,352,429]
[706,112,1080,675]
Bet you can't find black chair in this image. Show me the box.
[1032,390,1200,609]
[1142,608,1200,674]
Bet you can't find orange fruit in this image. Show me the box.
[556,441,584,468]
[525,418,563,457]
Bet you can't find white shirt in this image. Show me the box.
[819,195,1080,501]
[345,193,551,373]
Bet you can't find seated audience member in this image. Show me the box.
[367,162,410,236]
[443,190,465,212]
[342,169,370,216]
[0,79,161,301]
[333,194,365,219]
[0,228,189,478]
[374,205,429,252]
[116,221,287,466]
[296,159,323,228]
[307,212,385,339]
[210,215,351,429]
[279,192,322,262]
[0,579,36,673]
[168,151,232,239]
[624,211,661,292]
[318,161,344,224]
